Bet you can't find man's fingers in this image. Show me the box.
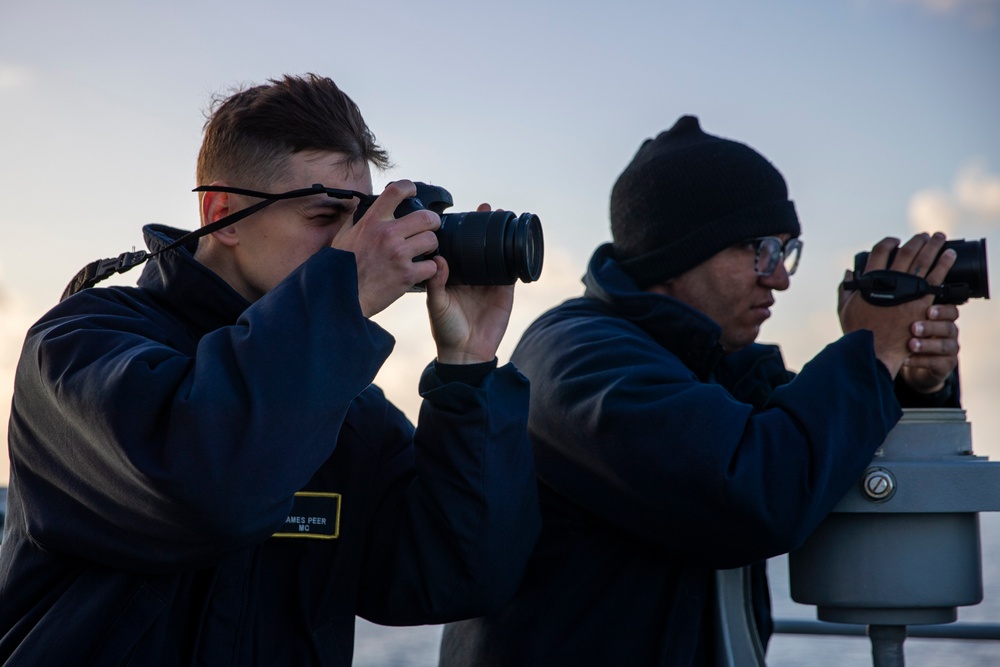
[355,180,417,226]
[393,208,441,239]
[927,304,960,322]
[838,269,854,313]
[885,234,927,274]
[906,233,947,277]
[864,237,902,273]
[925,247,957,286]
[912,319,958,340]
[909,335,959,355]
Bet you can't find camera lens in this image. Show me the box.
[369,182,545,288]
[438,209,545,285]
[508,212,543,283]
[946,238,989,299]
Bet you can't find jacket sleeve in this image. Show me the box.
[514,316,901,570]
[893,369,962,408]
[8,249,394,572]
[354,362,541,625]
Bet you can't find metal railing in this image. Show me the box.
[774,617,1000,641]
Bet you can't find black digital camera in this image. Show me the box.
[356,182,543,288]
[852,238,989,305]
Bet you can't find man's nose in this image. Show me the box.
[760,262,791,291]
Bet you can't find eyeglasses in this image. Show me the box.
[748,236,803,277]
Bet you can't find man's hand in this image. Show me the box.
[899,303,960,394]
[331,180,440,318]
[425,204,515,365]
[838,232,958,379]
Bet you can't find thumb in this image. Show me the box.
[330,217,359,251]
[838,269,853,308]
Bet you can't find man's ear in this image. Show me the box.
[201,184,240,248]
[646,278,676,297]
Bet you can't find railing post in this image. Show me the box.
[869,624,907,667]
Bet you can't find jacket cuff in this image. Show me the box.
[431,358,498,387]
[894,370,961,408]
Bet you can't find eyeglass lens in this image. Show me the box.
[756,237,801,276]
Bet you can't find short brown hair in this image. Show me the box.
[196,73,392,189]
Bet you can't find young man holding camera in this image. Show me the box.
[0,74,540,666]
[441,115,962,666]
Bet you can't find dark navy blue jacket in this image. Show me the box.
[0,225,540,666]
[441,244,954,666]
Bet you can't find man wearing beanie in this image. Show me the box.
[439,115,962,666]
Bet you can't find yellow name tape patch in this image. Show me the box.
[273,491,342,540]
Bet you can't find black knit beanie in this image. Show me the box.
[611,115,801,288]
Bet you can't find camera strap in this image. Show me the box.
[61,184,372,301]
[842,270,972,306]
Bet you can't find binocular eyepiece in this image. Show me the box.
[356,182,544,288]
[853,238,990,305]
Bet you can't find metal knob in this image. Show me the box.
[862,467,896,501]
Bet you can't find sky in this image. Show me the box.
[1,0,999,486]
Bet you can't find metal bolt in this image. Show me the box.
[862,467,896,501]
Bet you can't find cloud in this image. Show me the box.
[954,162,1000,218]
[0,63,31,91]
[909,189,961,236]
[908,160,1000,235]
[890,0,1000,26]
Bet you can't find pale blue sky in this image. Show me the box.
[2,0,999,481]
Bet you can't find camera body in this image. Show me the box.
[356,182,543,287]
[853,238,989,305]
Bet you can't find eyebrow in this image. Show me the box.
[303,198,357,213]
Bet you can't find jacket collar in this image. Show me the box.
[583,243,725,380]
[136,224,251,334]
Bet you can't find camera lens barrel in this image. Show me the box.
[438,209,544,286]
[512,212,544,283]
[947,238,989,299]
[853,238,989,304]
